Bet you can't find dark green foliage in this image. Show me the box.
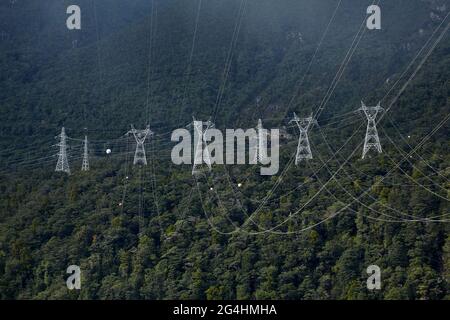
[0,0,449,299]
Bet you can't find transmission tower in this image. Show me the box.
[253,119,267,163]
[55,127,70,174]
[192,117,214,175]
[81,135,89,171]
[128,125,153,166]
[358,101,384,159]
[290,113,317,164]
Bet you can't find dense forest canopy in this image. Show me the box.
[0,0,449,299]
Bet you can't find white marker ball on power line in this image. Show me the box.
[238,183,242,188]
[106,148,112,154]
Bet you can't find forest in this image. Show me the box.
[0,0,449,300]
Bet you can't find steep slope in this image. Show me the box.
[0,0,449,299]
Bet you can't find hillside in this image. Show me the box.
[0,0,449,299]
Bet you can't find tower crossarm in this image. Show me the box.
[359,101,384,121]
[289,112,317,132]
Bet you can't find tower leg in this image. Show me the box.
[362,119,382,159]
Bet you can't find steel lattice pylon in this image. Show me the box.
[359,101,384,159]
[290,113,317,164]
[253,119,268,164]
[55,127,70,174]
[192,117,214,175]
[81,135,89,171]
[128,125,153,166]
